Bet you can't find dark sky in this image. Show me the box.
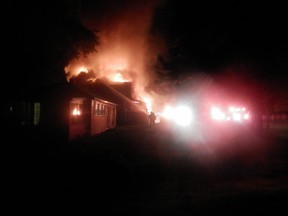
[158,2,287,68]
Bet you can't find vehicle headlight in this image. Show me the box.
[174,105,193,127]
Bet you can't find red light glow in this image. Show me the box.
[211,107,226,120]
[211,106,250,122]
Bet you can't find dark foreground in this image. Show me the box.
[4,123,288,215]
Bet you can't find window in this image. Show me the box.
[101,104,105,115]
[97,103,101,115]
[33,103,40,125]
[93,101,97,116]
[70,102,83,124]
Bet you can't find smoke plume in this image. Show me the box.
[65,0,165,108]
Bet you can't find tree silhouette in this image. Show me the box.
[7,1,99,88]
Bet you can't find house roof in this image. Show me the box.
[69,77,135,105]
[8,76,142,110]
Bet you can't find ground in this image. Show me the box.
[4,122,288,215]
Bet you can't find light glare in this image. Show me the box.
[174,105,193,127]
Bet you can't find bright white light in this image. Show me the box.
[144,97,152,113]
[211,107,226,120]
[229,106,235,112]
[162,105,174,120]
[174,105,193,127]
[243,113,249,120]
[161,105,193,127]
[232,113,241,121]
[211,105,250,122]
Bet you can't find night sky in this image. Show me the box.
[81,0,288,72]
[6,0,288,103]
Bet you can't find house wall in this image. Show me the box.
[69,98,91,140]
[90,99,117,136]
[69,98,117,140]
[107,105,117,129]
[7,102,41,126]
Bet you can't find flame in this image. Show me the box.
[72,108,81,116]
[143,97,152,113]
[111,72,131,83]
[77,67,88,75]
[64,1,165,111]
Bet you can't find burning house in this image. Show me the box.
[4,0,163,139]
[69,76,149,126]
[4,83,73,140]
[69,97,117,140]
[68,75,150,139]
[4,76,149,141]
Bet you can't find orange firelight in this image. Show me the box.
[72,108,81,116]
[77,67,88,75]
[143,97,152,113]
[112,72,130,83]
